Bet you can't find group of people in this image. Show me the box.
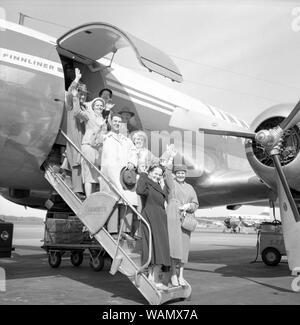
[62,68,199,290]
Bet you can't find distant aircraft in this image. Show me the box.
[0,17,300,277]
[223,211,273,233]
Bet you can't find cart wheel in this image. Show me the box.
[104,256,112,270]
[262,247,281,266]
[70,251,84,267]
[48,252,62,268]
[89,255,105,271]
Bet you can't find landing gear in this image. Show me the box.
[48,251,62,268]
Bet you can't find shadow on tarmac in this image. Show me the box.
[187,247,293,294]
[4,245,146,304]
[2,244,294,304]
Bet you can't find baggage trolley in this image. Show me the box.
[41,211,112,271]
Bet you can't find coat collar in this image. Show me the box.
[107,131,127,143]
[147,177,166,196]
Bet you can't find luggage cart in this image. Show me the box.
[42,242,112,271]
[257,221,286,266]
[41,211,112,271]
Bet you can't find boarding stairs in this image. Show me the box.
[43,130,191,305]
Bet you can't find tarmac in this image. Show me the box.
[0,224,299,305]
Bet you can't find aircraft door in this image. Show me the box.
[56,22,182,83]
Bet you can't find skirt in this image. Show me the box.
[166,198,191,264]
[81,144,99,184]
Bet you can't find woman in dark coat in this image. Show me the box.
[136,165,171,289]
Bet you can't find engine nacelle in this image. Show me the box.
[245,103,300,192]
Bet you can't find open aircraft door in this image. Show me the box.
[56,22,183,83]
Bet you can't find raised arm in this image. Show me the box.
[160,144,177,196]
[65,68,82,110]
[73,97,89,123]
[136,172,150,197]
[163,166,176,197]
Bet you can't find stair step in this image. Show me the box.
[44,161,192,305]
[160,284,192,304]
[127,252,142,267]
[127,252,141,259]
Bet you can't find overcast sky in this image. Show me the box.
[0,0,297,218]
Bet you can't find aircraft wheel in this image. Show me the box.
[89,255,105,271]
[261,247,281,266]
[48,252,62,268]
[70,251,84,267]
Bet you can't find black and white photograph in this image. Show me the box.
[0,0,300,311]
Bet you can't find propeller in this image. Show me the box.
[199,101,300,272]
[279,99,300,131]
[199,100,300,223]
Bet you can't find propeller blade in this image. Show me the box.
[273,154,300,271]
[272,155,300,223]
[198,128,256,139]
[280,100,300,132]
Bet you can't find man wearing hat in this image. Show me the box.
[118,106,139,134]
[63,67,88,195]
[98,88,116,129]
[99,88,113,102]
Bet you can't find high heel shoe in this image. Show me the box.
[154,282,169,291]
[170,275,179,287]
[178,277,186,286]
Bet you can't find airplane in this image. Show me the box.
[197,209,273,232]
[223,209,274,233]
[0,18,300,287]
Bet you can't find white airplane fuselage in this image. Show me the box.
[0,19,272,210]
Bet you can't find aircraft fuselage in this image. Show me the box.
[0,19,272,209]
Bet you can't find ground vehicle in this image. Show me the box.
[0,219,14,258]
[259,221,286,266]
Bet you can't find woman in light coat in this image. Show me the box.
[164,161,199,287]
[131,131,159,173]
[73,97,107,197]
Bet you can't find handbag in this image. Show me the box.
[181,211,198,232]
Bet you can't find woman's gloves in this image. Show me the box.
[179,203,191,212]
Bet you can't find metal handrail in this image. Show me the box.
[59,129,152,272]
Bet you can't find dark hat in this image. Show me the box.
[173,164,188,173]
[120,167,137,191]
[118,106,135,117]
[99,88,113,98]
